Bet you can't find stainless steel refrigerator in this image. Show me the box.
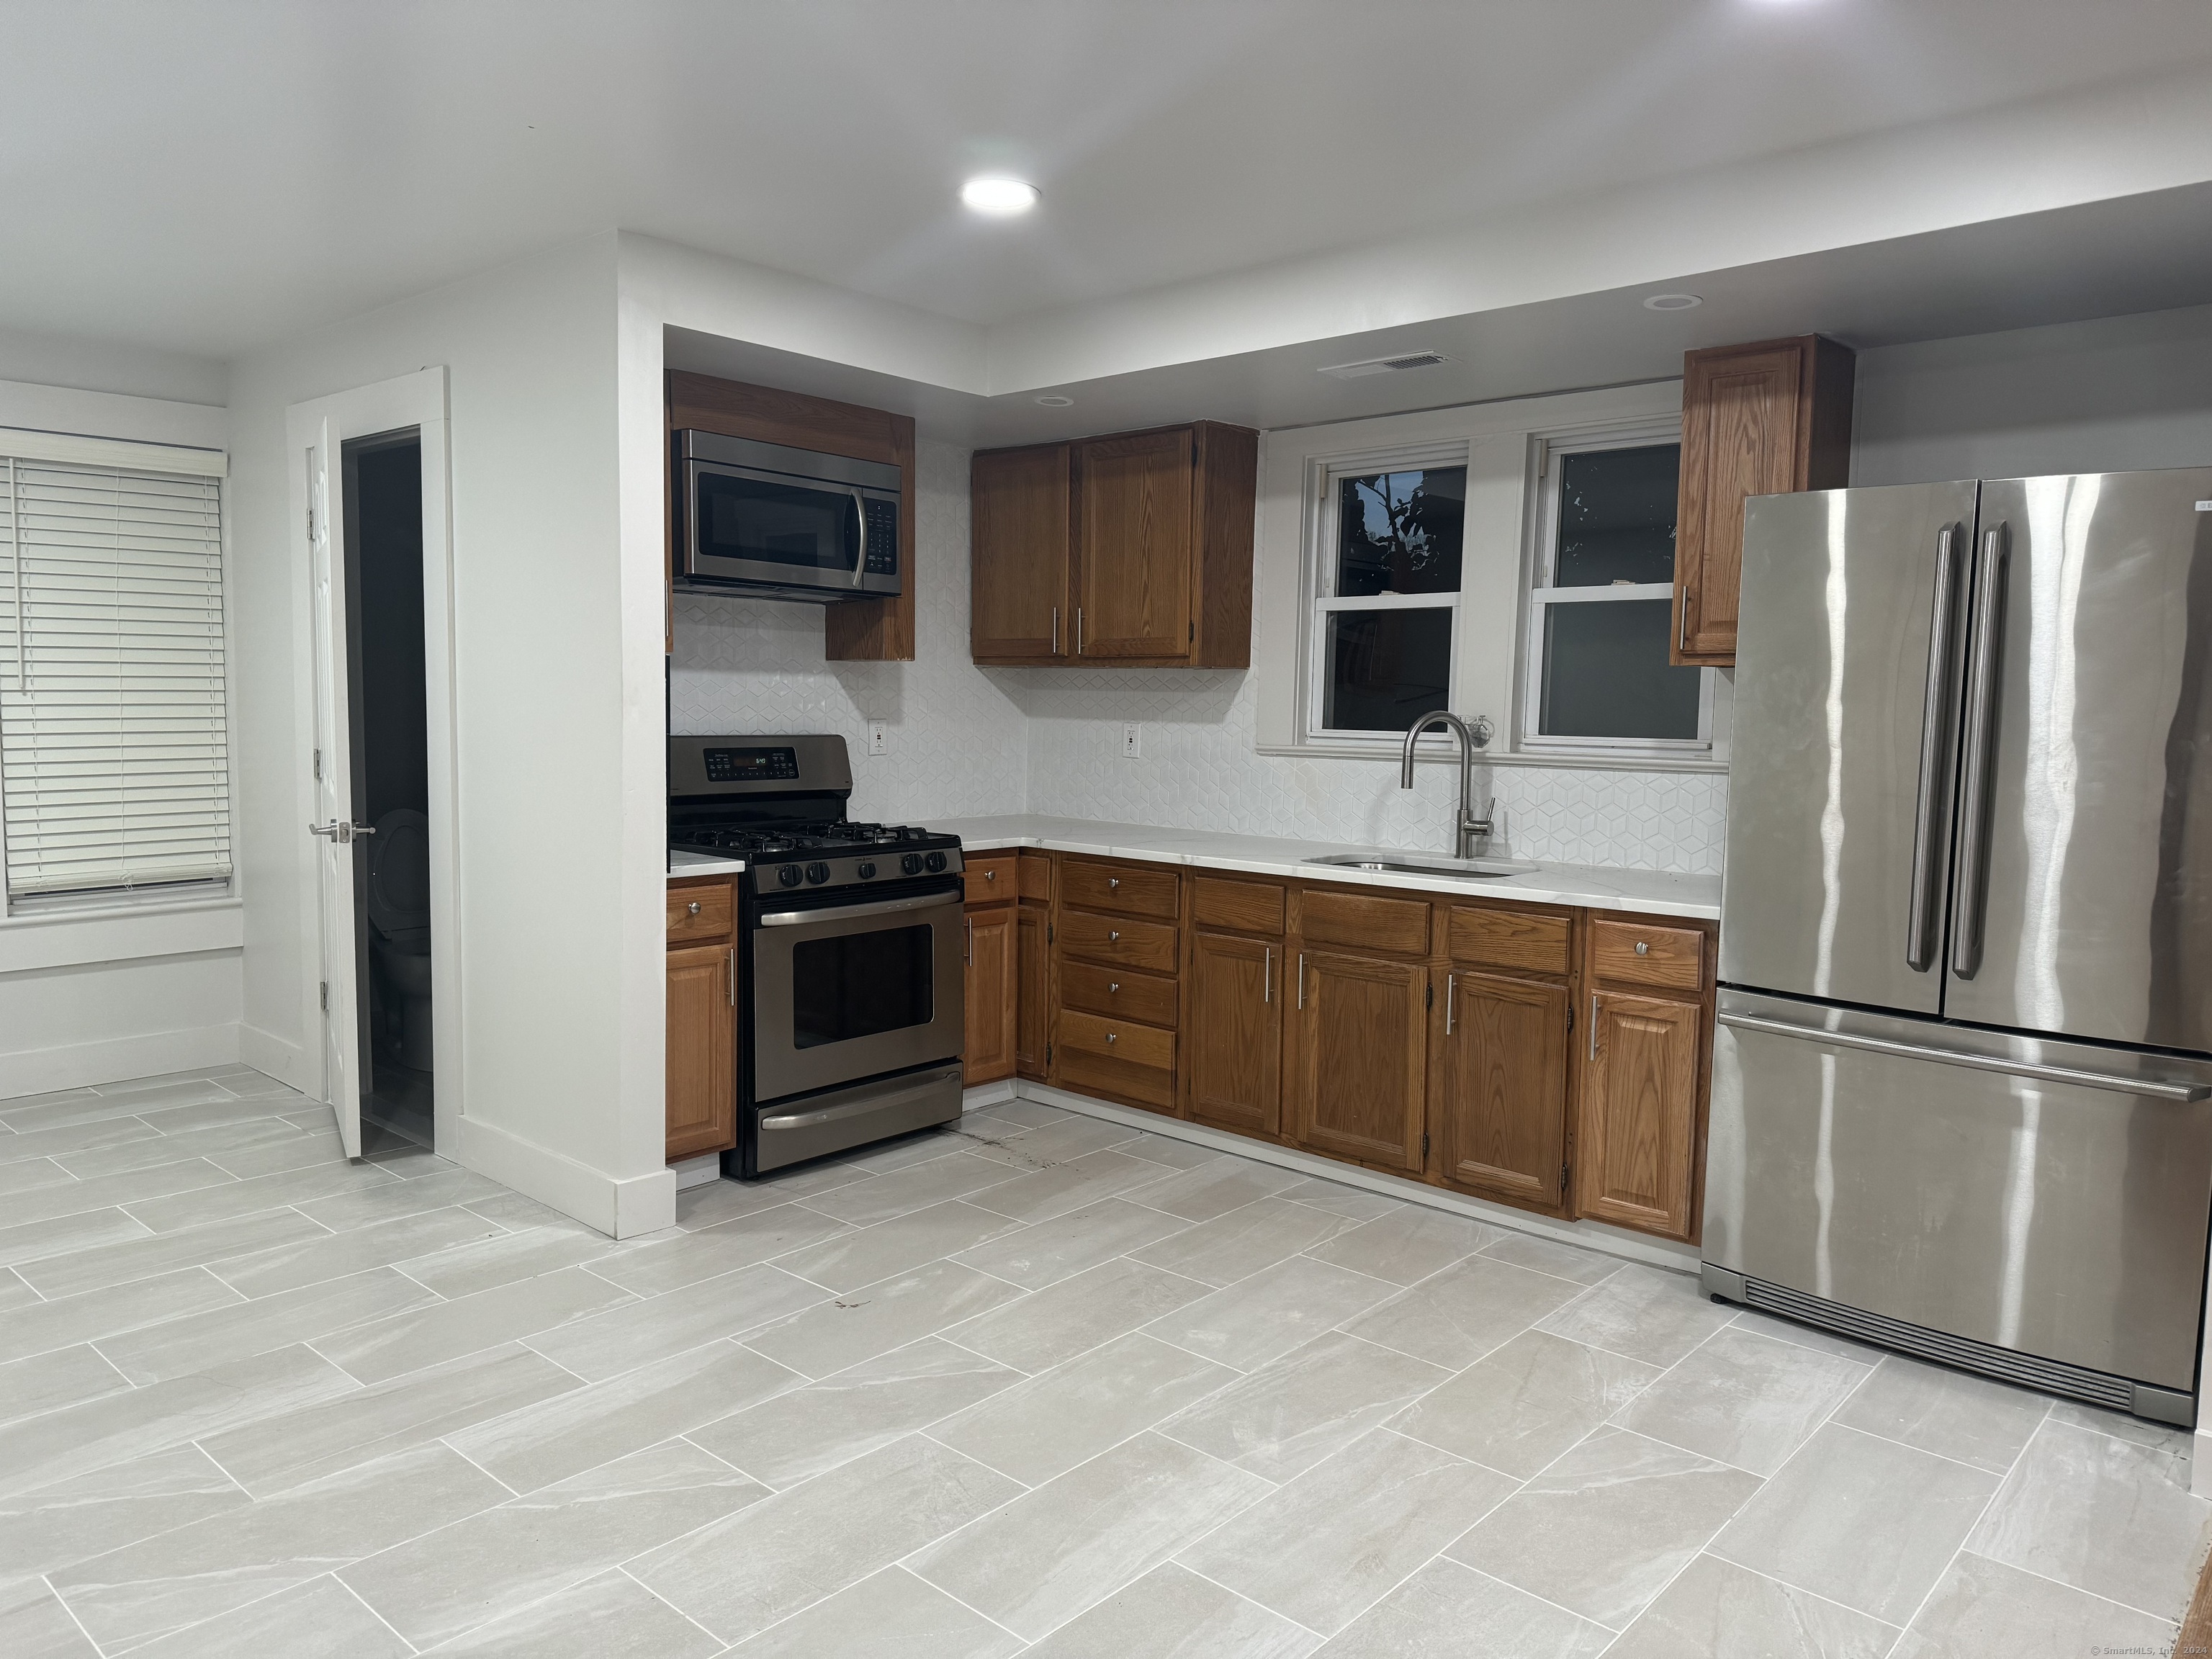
[1705,469,2212,1424]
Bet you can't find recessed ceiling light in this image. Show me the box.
[961,176,1040,216]
[1034,394,1074,407]
[1642,293,1704,312]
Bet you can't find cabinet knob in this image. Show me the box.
[1109,930,1121,942]
[1109,982,1120,993]
[1635,940,1649,956]
[1108,876,1120,889]
[687,901,701,916]
[984,869,997,881]
[1106,1031,1118,1044]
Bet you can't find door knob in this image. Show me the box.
[308,822,376,843]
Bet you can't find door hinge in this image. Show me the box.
[1425,982,1434,1009]
[1046,1042,1053,1066]
[313,747,323,781]
[1047,923,1054,944]
[1566,1004,1574,1033]
[1188,621,1195,642]
[1422,1133,1431,1158]
[306,505,315,541]
[1562,1161,1570,1192]
[318,981,328,1012]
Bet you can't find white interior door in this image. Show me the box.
[306,421,364,1157]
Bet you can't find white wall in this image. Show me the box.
[1853,301,2212,486]
[230,233,676,1235]
[0,375,241,1097]
[671,441,1028,821]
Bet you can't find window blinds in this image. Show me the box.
[0,455,231,900]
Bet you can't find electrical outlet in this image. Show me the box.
[868,721,889,755]
[1122,722,1142,758]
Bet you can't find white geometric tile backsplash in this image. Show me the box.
[673,442,1727,873]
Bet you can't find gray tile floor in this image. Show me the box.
[1,1068,2206,1656]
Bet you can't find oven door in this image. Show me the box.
[684,458,901,600]
[750,886,964,1102]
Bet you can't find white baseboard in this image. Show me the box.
[0,1022,241,1100]
[238,1024,311,1094]
[455,1115,677,1239]
[1010,1079,1702,1276]
[2195,1431,2212,1496]
[961,1079,1018,1112]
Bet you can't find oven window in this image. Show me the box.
[698,469,860,573]
[791,924,935,1048]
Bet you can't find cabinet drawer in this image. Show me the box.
[1191,876,1286,935]
[1590,918,1705,993]
[1056,909,1180,973]
[1018,850,1053,902]
[963,854,1018,904]
[1060,961,1179,1028]
[1060,857,1180,920]
[667,881,734,945]
[1298,886,1430,956]
[1056,1010,1177,1110]
[1447,905,1571,977]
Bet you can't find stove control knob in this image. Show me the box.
[855,861,876,880]
[924,851,947,873]
[776,864,803,889]
[804,863,831,885]
[901,853,924,876]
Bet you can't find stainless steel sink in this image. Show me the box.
[1305,852,1540,880]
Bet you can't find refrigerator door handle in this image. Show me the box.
[1902,529,1973,973]
[1717,1010,2212,1101]
[1949,524,2008,980]
[1905,524,1966,972]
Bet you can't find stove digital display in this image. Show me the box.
[703,746,799,783]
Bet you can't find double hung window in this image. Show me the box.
[1308,457,1466,739]
[0,449,231,906]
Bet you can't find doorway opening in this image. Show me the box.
[344,431,435,1154]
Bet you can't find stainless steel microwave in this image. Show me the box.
[674,430,902,602]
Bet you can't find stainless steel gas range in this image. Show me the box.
[668,734,964,1178]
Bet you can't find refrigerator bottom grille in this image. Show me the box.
[1730,1273,2146,1415]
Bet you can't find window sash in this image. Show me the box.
[0,457,232,900]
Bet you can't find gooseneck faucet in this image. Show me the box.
[1401,711,1497,860]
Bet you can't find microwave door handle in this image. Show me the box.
[850,491,868,587]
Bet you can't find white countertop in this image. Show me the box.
[667,849,747,878]
[933,814,1721,922]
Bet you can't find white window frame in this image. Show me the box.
[1303,441,1472,745]
[1516,418,1714,762]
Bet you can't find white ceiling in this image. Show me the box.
[6,0,2212,359]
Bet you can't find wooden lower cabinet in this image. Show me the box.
[665,940,736,1161]
[1575,990,1702,1238]
[1185,930,1281,1136]
[963,903,1017,1085]
[1434,968,1571,1210]
[1015,901,1049,1079]
[1289,948,1427,1172]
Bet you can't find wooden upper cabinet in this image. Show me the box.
[1434,968,1570,1209]
[667,372,917,662]
[1186,931,1282,1137]
[1672,336,1854,666]
[969,421,1256,667]
[971,444,1072,662]
[1290,948,1428,1172]
[1577,990,1701,1239]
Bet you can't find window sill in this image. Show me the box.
[1256,740,1728,775]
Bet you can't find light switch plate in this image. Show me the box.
[1122,723,1142,758]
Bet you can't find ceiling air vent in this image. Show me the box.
[1318,350,1449,380]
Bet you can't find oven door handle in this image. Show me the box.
[756,889,963,927]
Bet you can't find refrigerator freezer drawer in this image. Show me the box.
[1706,991,2212,1393]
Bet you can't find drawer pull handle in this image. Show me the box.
[1444,972,1455,1035]
[1635,940,1649,956]
[686,901,701,916]
[1106,1031,1118,1044]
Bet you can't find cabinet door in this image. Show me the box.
[963,906,1018,1085]
[1577,991,1701,1238]
[1673,336,1853,665]
[1187,932,1281,1136]
[1435,970,1569,1208]
[1015,902,1049,1079]
[666,943,736,1160]
[1290,948,1427,1172]
[1075,428,1193,660]
[971,444,1071,662]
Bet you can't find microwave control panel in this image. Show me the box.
[863,499,899,576]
